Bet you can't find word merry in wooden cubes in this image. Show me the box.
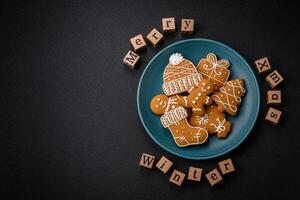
[123,50,140,69]
[139,153,155,169]
[146,28,164,47]
[266,70,284,88]
[162,17,176,32]
[267,90,281,105]
[218,158,235,175]
[254,57,271,74]
[205,169,223,186]
[181,19,194,34]
[130,34,146,52]
[156,156,173,173]
[188,166,202,182]
[265,107,282,125]
[169,169,186,186]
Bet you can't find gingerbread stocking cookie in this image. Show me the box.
[189,104,232,138]
[211,79,246,116]
[162,53,203,96]
[186,79,214,116]
[197,53,230,91]
[160,107,208,147]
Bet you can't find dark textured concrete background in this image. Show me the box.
[2,1,300,199]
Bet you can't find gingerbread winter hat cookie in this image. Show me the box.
[162,53,203,96]
[197,53,230,91]
[211,79,246,116]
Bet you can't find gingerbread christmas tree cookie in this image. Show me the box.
[162,53,203,96]
[211,79,246,116]
[197,53,230,91]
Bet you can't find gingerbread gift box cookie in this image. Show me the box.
[197,53,230,91]
[211,79,246,116]
[189,104,232,138]
[150,94,208,147]
[162,53,203,96]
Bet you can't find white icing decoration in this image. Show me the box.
[211,118,226,133]
[195,114,209,125]
[169,53,183,65]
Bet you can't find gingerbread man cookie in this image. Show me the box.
[162,53,203,96]
[189,104,232,138]
[211,79,246,116]
[150,95,208,147]
[186,79,214,116]
[197,53,230,91]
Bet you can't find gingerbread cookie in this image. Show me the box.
[186,79,214,116]
[160,106,208,147]
[197,53,230,91]
[211,79,246,116]
[189,104,232,138]
[150,94,188,115]
[162,53,203,96]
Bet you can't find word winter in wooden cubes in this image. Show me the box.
[169,169,185,186]
[265,107,282,125]
[156,156,173,173]
[139,153,155,169]
[266,70,284,88]
[162,17,175,32]
[181,19,194,34]
[123,50,140,69]
[267,90,281,105]
[130,34,146,52]
[254,57,271,74]
[188,166,202,182]
[218,158,235,175]
[146,28,163,47]
[205,169,223,186]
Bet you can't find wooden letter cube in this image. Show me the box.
[218,158,235,175]
[146,28,163,47]
[162,17,175,32]
[123,50,140,69]
[156,156,173,173]
[181,19,194,34]
[265,107,282,125]
[205,169,223,186]
[254,57,271,74]
[266,70,284,88]
[169,169,185,186]
[267,90,281,105]
[188,166,202,182]
[130,34,146,52]
[139,153,155,169]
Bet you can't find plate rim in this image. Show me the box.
[137,38,260,160]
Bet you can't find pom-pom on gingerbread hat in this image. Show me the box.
[162,53,203,96]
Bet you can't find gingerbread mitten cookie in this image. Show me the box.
[186,79,214,116]
[189,104,232,138]
[197,53,230,91]
[162,53,203,96]
[160,106,208,147]
[150,94,188,115]
[211,79,246,116]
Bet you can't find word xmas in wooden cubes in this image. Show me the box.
[139,153,236,187]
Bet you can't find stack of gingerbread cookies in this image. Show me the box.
[150,53,246,147]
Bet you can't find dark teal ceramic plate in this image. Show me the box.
[137,38,260,160]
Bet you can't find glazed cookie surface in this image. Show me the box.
[150,94,188,115]
[162,53,203,96]
[186,79,214,116]
[189,104,232,138]
[197,53,230,91]
[211,79,246,116]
